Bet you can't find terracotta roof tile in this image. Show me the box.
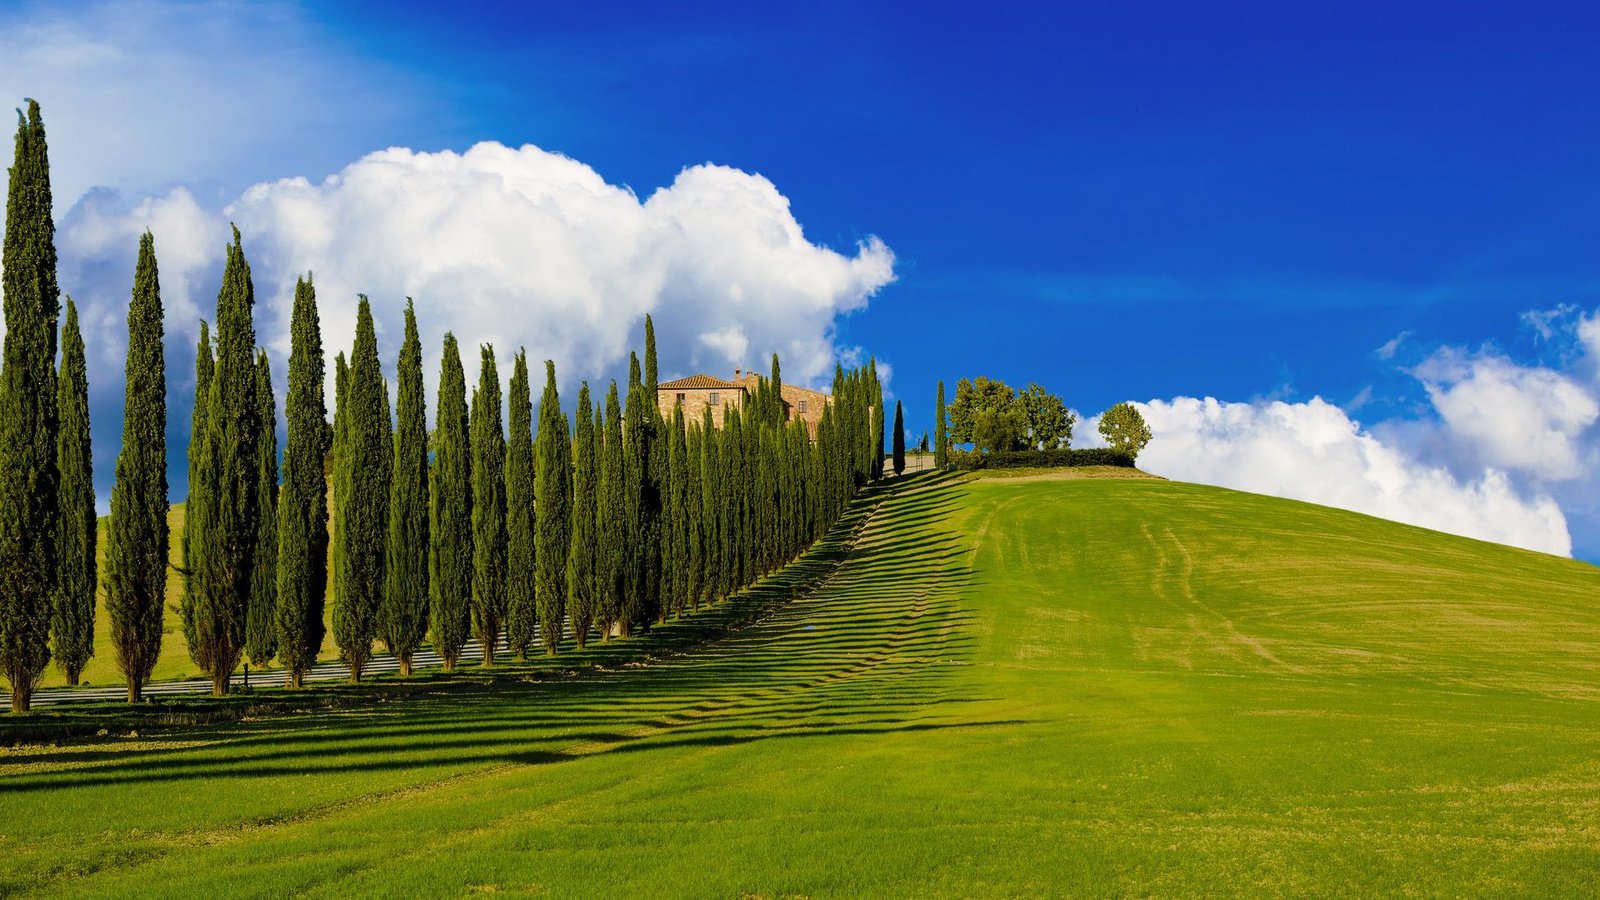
[658,374,746,391]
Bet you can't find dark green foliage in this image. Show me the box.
[699,405,721,603]
[684,418,704,610]
[534,359,571,656]
[181,322,212,644]
[622,357,653,633]
[329,351,348,656]
[892,400,905,476]
[182,227,263,696]
[934,380,948,469]
[948,447,1136,471]
[332,297,391,682]
[504,352,536,659]
[105,231,168,702]
[598,383,625,637]
[429,334,472,670]
[643,314,659,396]
[244,350,278,666]
[869,358,885,480]
[1017,383,1075,450]
[0,100,60,712]
[52,299,94,686]
[275,275,327,689]
[381,299,429,676]
[470,346,507,664]
[662,405,689,617]
[567,383,598,648]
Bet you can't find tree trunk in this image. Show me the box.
[211,672,229,697]
[11,684,30,714]
[127,678,141,703]
[482,643,495,666]
[399,655,412,678]
[348,661,362,684]
[66,665,82,687]
[442,657,456,673]
[287,669,303,690]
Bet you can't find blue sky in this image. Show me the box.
[7,0,1600,558]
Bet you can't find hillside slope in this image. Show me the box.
[4,474,1599,896]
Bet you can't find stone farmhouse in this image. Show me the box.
[657,368,832,437]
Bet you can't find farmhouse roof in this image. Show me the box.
[659,374,747,391]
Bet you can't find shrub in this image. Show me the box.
[947,448,1135,471]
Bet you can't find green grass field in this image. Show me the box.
[5,472,1600,896]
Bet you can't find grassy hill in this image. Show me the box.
[4,473,1599,895]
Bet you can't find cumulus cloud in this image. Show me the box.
[1124,396,1571,557]
[52,141,896,506]
[1411,348,1598,481]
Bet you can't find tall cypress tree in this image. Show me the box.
[870,359,885,480]
[52,299,94,686]
[640,324,665,626]
[567,382,597,649]
[106,231,168,702]
[182,322,212,644]
[183,227,261,696]
[470,346,507,665]
[663,405,688,618]
[534,359,571,656]
[598,382,625,638]
[892,400,906,476]
[382,299,429,675]
[684,419,704,610]
[329,351,348,652]
[275,275,327,689]
[1,100,60,712]
[333,296,390,682]
[700,405,721,603]
[244,349,278,666]
[505,351,537,659]
[429,334,472,670]
[622,358,650,633]
[934,380,948,470]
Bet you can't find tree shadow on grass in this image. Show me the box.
[3,473,993,801]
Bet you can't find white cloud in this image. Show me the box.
[1412,348,1598,481]
[1126,396,1571,557]
[1375,331,1410,360]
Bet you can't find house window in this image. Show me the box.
[709,392,720,406]
[798,400,808,414]
[675,392,686,406]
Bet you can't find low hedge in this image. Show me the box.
[948,448,1136,471]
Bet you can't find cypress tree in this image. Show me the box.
[106,231,168,702]
[643,314,659,396]
[183,227,261,696]
[534,359,571,656]
[769,353,783,427]
[244,349,278,666]
[870,359,885,480]
[329,351,348,642]
[52,299,94,686]
[598,382,625,637]
[1,100,60,712]
[567,383,597,649]
[664,405,689,617]
[429,334,472,670]
[683,419,702,610]
[470,346,507,664]
[722,405,744,592]
[332,296,390,682]
[381,299,429,676]
[622,360,651,633]
[275,275,327,689]
[934,380,948,469]
[181,322,212,642]
[699,405,721,603]
[505,351,536,659]
[892,400,906,476]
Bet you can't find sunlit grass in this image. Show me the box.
[5,474,1599,896]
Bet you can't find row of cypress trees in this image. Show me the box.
[0,100,884,710]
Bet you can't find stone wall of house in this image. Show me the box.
[658,386,745,428]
